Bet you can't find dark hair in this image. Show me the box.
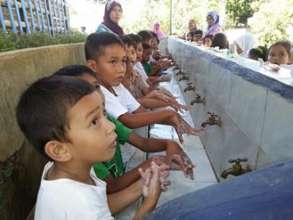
[85,32,124,60]
[249,46,268,61]
[137,30,153,43]
[16,76,96,158]
[204,35,213,41]
[194,30,203,36]
[121,35,137,49]
[211,33,229,49]
[150,31,160,44]
[268,41,291,58]
[53,65,96,78]
[127,34,143,44]
[142,43,151,50]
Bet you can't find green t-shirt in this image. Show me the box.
[93,116,132,180]
[142,62,152,76]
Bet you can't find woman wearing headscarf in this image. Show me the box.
[205,11,221,37]
[153,22,165,39]
[96,0,124,36]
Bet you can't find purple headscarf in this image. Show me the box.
[103,0,124,36]
[153,22,165,39]
[205,11,221,36]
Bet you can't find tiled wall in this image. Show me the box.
[163,37,293,180]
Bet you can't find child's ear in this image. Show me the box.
[44,141,72,162]
[87,60,98,72]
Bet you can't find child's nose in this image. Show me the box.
[105,119,116,135]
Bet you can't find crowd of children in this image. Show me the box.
[183,12,292,68]
[16,1,292,220]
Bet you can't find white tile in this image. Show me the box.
[261,91,293,161]
[227,74,267,146]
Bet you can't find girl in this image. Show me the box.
[267,41,291,65]
[96,0,124,36]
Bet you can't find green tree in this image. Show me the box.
[248,0,293,45]
[225,0,257,27]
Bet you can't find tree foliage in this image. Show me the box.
[248,0,293,45]
[225,0,256,27]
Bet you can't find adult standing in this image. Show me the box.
[153,22,166,40]
[205,11,221,37]
[96,0,124,36]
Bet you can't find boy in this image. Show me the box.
[85,32,202,143]
[53,65,195,194]
[16,76,164,219]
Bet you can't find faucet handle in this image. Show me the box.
[229,158,248,164]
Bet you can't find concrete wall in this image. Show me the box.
[0,43,84,219]
[163,37,293,180]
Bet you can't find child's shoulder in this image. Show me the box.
[35,162,113,219]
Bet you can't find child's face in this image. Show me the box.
[136,43,143,62]
[94,44,127,87]
[142,48,152,62]
[204,38,212,47]
[193,34,202,42]
[186,34,192,41]
[126,45,137,63]
[268,45,290,65]
[150,37,158,50]
[66,90,117,164]
[109,5,122,23]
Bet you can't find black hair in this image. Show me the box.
[53,65,96,78]
[127,33,143,44]
[16,76,96,158]
[248,46,268,61]
[121,35,137,49]
[85,32,124,61]
[150,31,160,44]
[204,35,213,41]
[211,33,229,49]
[268,41,291,59]
[137,30,153,43]
[193,30,203,36]
[142,43,151,50]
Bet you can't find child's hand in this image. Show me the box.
[139,162,161,203]
[170,113,204,143]
[166,143,195,180]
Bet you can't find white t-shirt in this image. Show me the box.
[35,162,113,220]
[100,84,141,119]
[134,62,149,82]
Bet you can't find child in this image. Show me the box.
[192,30,203,43]
[186,32,193,41]
[85,32,202,143]
[53,64,195,194]
[248,46,268,61]
[267,41,291,65]
[203,35,213,47]
[211,33,229,49]
[16,76,164,219]
[128,34,189,112]
[122,35,188,112]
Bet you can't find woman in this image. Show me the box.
[96,0,124,36]
[205,11,221,37]
[153,22,165,40]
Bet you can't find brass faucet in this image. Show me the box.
[201,112,222,127]
[184,85,196,92]
[221,158,252,179]
[178,76,189,81]
[190,94,206,105]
